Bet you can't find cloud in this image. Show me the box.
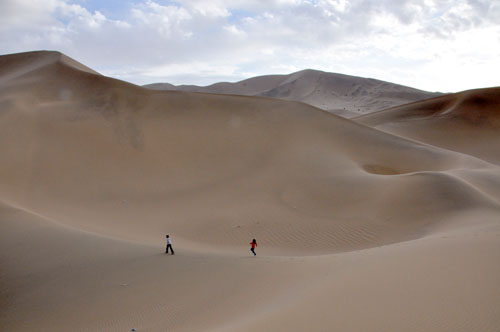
[0,0,499,91]
[0,0,60,27]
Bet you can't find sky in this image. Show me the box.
[1,0,499,92]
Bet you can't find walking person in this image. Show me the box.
[249,238,257,256]
[165,234,175,255]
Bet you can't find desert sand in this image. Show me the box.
[354,88,500,165]
[144,69,441,117]
[1,51,500,331]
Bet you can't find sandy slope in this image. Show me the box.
[2,198,500,332]
[0,201,312,332]
[1,51,500,331]
[144,69,441,117]
[354,87,500,165]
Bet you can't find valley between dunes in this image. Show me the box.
[1,51,500,331]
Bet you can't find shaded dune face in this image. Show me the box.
[1,51,499,254]
[0,51,98,84]
[354,87,500,165]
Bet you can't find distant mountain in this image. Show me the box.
[144,69,442,117]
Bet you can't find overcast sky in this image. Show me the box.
[1,0,499,92]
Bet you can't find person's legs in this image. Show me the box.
[250,248,256,256]
[167,244,174,255]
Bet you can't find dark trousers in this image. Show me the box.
[166,244,174,254]
[250,248,256,256]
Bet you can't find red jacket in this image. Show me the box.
[250,242,257,249]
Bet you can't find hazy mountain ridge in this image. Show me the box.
[144,69,443,117]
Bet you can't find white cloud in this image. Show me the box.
[0,0,61,27]
[131,1,193,38]
[224,24,245,36]
[143,62,239,79]
[177,0,231,18]
[0,0,498,91]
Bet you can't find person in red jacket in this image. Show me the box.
[249,239,257,256]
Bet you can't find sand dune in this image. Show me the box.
[2,200,499,332]
[144,69,441,117]
[0,50,99,84]
[0,51,494,253]
[354,87,500,165]
[1,51,500,331]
